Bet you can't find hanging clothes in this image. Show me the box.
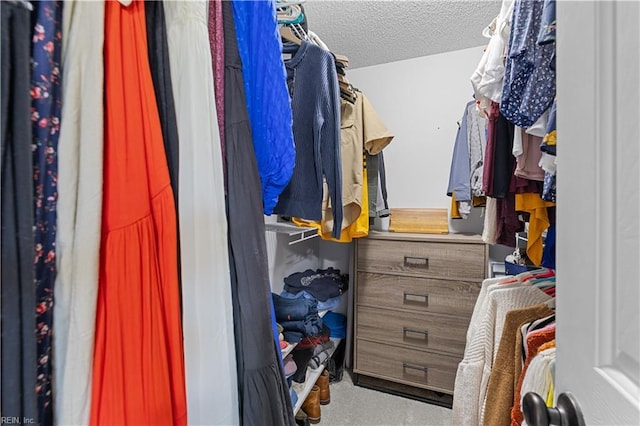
[541,222,556,269]
[90,1,187,424]
[275,41,343,238]
[541,99,557,203]
[451,276,552,426]
[363,93,395,222]
[470,0,516,113]
[482,197,498,244]
[537,0,556,45]
[482,304,554,426]
[448,120,472,217]
[1,1,38,422]
[53,1,104,424]
[519,345,556,416]
[513,128,545,181]
[30,2,63,424]
[369,150,391,220]
[511,324,556,425]
[338,93,368,228]
[495,192,521,247]
[448,100,486,218]
[144,0,182,303]
[208,0,225,148]
[491,106,516,199]
[293,91,393,242]
[515,193,555,266]
[482,102,498,196]
[466,101,488,197]
[292,152,369,243]
[366,153,379,218]
[163,1,239,424]
[500,0,556,128]
[145,0,180,210]
[232,0,295,214]
[223,2,296,425]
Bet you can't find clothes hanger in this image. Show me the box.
[118,0,132,6]
[307,30,330,50]
[291,23,308,41]
[277,5,304,25]
[279,26,302,46]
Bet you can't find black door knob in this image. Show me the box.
[522,392,586,426]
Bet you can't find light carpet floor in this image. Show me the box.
[313,371,453,426]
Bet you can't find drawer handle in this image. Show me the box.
[403,292,429,305]
[402,363,429,374]
[404,256,429,269]
[403,327,429,341]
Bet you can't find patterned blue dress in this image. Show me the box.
[31,2,62,424]
[500,0,556,127]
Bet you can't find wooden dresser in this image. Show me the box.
[353,231,487,403]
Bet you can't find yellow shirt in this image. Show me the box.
[293,164,369,243]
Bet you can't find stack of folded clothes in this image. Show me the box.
[272,293,323,344]
[279,289,342,312]
[283,268,348,305]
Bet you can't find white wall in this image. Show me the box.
[348,45,486,234]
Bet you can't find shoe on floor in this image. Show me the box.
[301,385,321,424]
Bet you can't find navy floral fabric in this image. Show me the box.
[541,99,557,202]
[31,2,62,424]
[500,0,556,128]
[537,0,556,45]
[542,172,556,202]
[540,99,557,156]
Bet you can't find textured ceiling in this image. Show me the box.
[302,0,502,69]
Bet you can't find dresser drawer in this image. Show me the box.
[356,306,469,355]
[357,239,485,280]
[357,272,480,317]
[355,340,460,393]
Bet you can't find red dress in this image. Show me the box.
[90,1,187,424]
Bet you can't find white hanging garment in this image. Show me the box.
[482,196,499,244]
[520,347,557,426]
[163,1,239,424]
[54,1,105,425]
[471,0,516,113]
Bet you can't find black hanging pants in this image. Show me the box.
[1,2,38,423]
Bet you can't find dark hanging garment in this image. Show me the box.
[222,2,295,425]
[492,110,516,199]
[1,1,38,423]
[144,0,179,206]
[144,0,182,296]
[30,2,63,425]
